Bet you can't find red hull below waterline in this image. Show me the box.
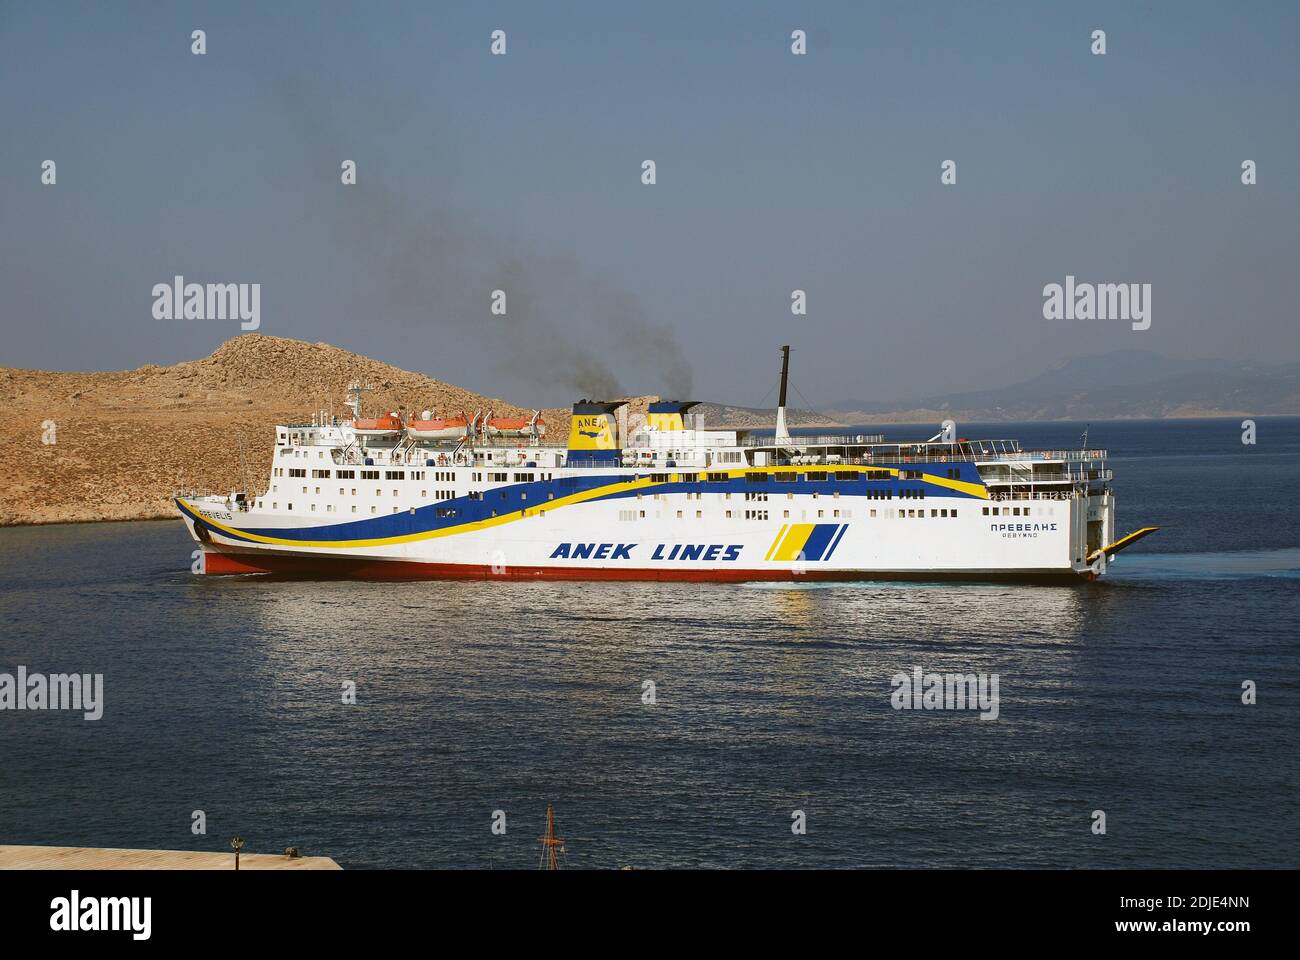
[196,550,1086,583]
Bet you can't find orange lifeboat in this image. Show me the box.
[486,413,546,438]
[406,411,469,441]
[350,413,403,438]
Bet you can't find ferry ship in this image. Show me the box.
[176,347,1156,582]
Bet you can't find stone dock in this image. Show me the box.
[0,844,341,870]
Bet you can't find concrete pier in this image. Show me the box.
[0,844,341,870]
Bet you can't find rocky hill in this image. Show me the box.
[0,335,566,526]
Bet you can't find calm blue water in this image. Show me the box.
[0,418,1296,868]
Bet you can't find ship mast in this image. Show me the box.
[344,380,369,421]
[538,803,565,870]
[774,344,792,445]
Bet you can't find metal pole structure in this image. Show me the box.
[774,345,792,445]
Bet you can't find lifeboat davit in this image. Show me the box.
[350,413,403,438]
[406,412,469,441]
[486,415,545,438]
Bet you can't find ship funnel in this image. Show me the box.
[774,345,792,445]
[567,401,626,464]
[647,400,699,433]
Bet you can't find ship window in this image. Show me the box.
[302,486,307,494]
[361,470,379,480]
[834,510,840,518]
[287,503,293,510]
[371,506,377,514]
[386,471,405,480]
[288,468,305,478]
[835,471,860,481]
[313,469,330,478]
[706,472,727,482]
[745,472,768,482]
[784,510,790,518]
[951,511,957,518]
[393,507,398,513]
[870,509,876,518]
[941,509,948,517]
[315,487,320,494]
[272,502,277,509]
[676,510,683,519]
[1023,508,1031,516]
[351,506,357,513]
[338,470,355,479]
[817,510,824,518]
[725,510,732,519]
[639,511,645,518]
[696,510,702,519]
[421,490,427,498]
[982,507,989,515]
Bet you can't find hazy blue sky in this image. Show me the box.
[2,1,1297,408]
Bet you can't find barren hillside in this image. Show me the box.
[0,335,571,525]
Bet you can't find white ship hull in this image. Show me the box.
[178,470,1112,582]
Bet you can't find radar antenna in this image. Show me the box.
[344,381,371,420]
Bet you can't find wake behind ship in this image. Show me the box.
[176,347,1155,582]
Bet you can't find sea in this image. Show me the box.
[1,417,1296,869]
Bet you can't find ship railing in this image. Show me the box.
[982,469,1113,484]
[988,490,1087,501]
[737,433,886,447]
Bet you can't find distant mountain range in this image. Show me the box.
[821,351,1300,423]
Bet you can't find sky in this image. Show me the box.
[2,1,1298,409]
